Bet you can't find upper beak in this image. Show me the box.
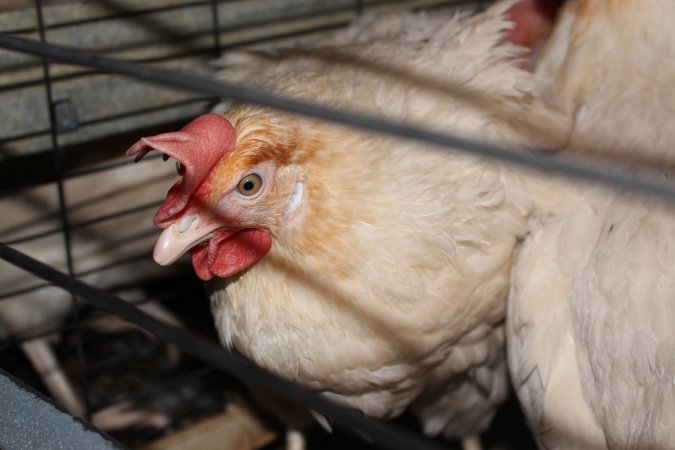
[153,214,223,266]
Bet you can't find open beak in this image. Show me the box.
[153,214,224,266]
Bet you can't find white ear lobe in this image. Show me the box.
[283,181,304,217]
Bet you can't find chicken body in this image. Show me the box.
[533,0,675,167]
[213,119,514,431]
[510,189,675,450]
[129,2,572,445]
[507,1,675,448]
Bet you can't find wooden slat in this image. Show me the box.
[141,403,278,450]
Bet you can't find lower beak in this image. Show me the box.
[153,214,223,266]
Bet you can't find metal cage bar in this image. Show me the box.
[33,0,93,419]
[0,242,450,450]
[1,32,674,203]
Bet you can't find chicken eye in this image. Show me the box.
[237,173,263,196]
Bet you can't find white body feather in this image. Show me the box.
[509,1,675,448]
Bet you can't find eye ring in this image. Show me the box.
[237,173,263,197]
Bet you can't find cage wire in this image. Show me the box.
[1,1,673,450]
[0,2,251,447]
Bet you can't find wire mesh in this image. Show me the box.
[33,0,93,419]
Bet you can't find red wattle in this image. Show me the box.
[190,229,272,281]
[191,242,213,281]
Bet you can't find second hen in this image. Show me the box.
[531,0,675,167]
[128,3,571,448]
[503,1,675,449]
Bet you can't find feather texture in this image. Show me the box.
[534,0,675,168]
[509,1,675,448]
[132,2,573,444]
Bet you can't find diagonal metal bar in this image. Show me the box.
[0,33,674,203]
[0,242,449,450]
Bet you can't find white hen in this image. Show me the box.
[132,3,573,449]
[507,1,675,448]
[533,0,675,167]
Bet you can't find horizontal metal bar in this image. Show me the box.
[0,124,180,195]
[0,281,195,350]
[64,154,162,179]
[0,251,153,302]
[0,98,210,147]
[0,24,342,95]
[1,32,674,203]
[5,200,162,246]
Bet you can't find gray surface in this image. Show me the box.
[0,370,125,450]
[0,0,472,160]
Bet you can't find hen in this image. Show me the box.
[128,3,571,448]
[505,1,675,448]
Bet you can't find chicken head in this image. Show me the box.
[127,113,307,281]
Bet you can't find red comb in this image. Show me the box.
[127,114,236,226]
